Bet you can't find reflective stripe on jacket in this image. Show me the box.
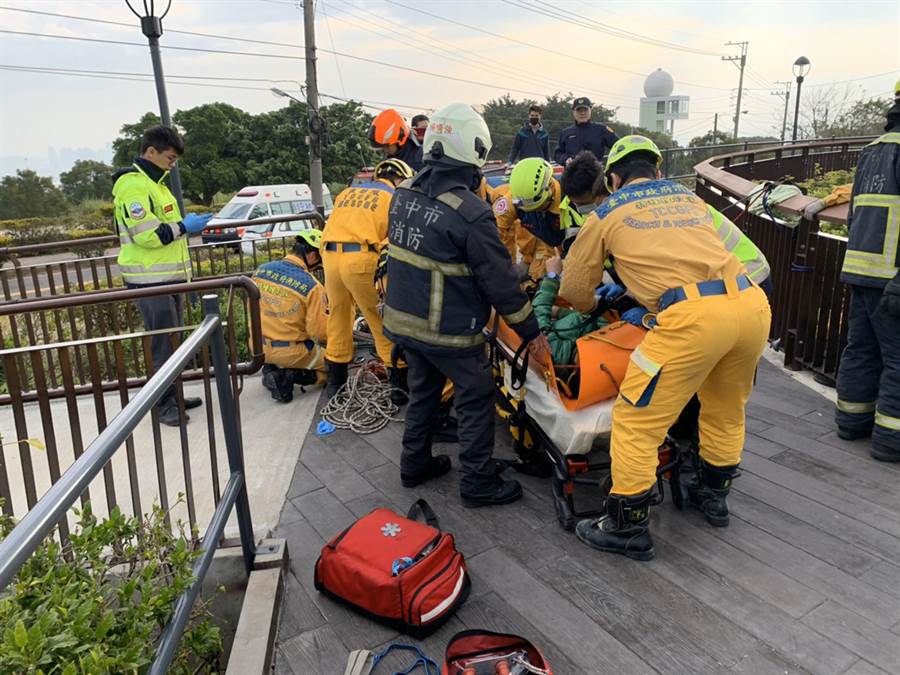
[113,163,190,285]
[841,132,900,288]
[708,206,771,284]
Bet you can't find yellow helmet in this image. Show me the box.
[895,76,900,98]
[294,228,323,251]
[604,135,662,191]
[509,157,553,212]
[374,158,415,182]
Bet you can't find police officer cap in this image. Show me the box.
[572,97,592,110]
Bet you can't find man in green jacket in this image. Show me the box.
[112,125,212,426]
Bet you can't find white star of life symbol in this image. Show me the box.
[381,522,402,537]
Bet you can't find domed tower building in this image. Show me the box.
[638,68,690,135]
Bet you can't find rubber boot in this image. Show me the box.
[575,491,654,561]
[686,460,740,527]
[389,367,409,406]
[325,360,348,398]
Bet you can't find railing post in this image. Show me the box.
[202,294,255,574]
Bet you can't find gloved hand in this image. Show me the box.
[881,273,900,318]
[596,283,624,301]
[182,212,213,234]
[621,307,650,327]
[802,198,827,221]
[374,248,389,284]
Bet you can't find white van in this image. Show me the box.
[203,184,333,247]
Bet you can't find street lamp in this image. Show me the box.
[125,0,185,216]
[271,87,303,104]
[791,56,811,141]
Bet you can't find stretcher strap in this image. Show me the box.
[510,339,530,391]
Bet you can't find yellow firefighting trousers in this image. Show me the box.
[263,340,327,384]
[611,281,771,495]
[323,249,395,364]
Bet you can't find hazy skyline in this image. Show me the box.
[1,0,897,178]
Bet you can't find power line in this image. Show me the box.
[318,0,348,99]
[502,0,723,57]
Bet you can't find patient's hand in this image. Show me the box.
[528,334,552,364]
[545,255,562,276]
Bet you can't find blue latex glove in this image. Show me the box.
[182,212,213,234]
[595,283,624,301]
[621,307,649,327]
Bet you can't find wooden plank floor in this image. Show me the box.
[270,359,900,675]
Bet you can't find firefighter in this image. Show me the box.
[554,97,619,166]
[253,230,328,403]
[112,125,212,427]
[383,102,551,507]
[835,81,900,461]
[559,151,607,254]
[322,158,415,400]
[492,158,562,279]
[560,135,771,560]
[369,109,424,172]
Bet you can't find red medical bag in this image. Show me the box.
[443,630,553,674]
[314,499,469,637]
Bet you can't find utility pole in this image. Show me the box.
[772,81,792,142]
[303,0,325,214]
[712,113,718,142]
[723,41,748,140]
[126,0,185,216]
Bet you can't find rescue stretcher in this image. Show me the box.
[488,311,685,530]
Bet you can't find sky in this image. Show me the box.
[0,0,898,179]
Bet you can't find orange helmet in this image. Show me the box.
[368,109,410,148]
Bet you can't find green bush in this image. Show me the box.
[185,205,215,215]
[0,500,222,673]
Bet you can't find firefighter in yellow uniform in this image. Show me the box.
[322,158,415,398]
[252,229,328,403]
[560,136,771,561]
[492,159,562,279]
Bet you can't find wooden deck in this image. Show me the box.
[269,359,900,675]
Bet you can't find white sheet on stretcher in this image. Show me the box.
[501,360,614,456]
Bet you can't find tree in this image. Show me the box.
[689,130,733,147]
[820,96,892,138]
[59,160,114,203]
[173,103,250,205]
[796,84,890,140]
[0,170,68,219]
[111,111,161,167]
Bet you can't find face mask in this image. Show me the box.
[529,117,540,126]
[414,127,426,140]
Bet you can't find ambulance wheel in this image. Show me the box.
[552,480,576,531]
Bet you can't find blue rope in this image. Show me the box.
[372,643,439,675]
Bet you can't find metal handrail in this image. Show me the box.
[0,294,255,673]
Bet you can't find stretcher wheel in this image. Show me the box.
[551,476,576,531]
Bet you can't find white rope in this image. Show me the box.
[320,359,404,434]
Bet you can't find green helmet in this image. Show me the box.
[604,135,663,192]
[294,228,323,251]
[509,157,553,212]
[895,76,900,98]
[423,102,492,168]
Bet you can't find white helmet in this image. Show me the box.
[423,102,492,168]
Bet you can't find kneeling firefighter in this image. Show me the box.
[383,102,551,507]
[252,230,328,403]
[560,136,771,560]
[322,158,415,401]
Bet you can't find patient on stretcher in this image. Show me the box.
[534,255,614,395]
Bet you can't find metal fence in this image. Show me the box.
[0,295,254,674]
[693,136,874,384]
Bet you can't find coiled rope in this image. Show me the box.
[320,359,404,434]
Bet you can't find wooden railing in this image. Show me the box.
[693,137,875,385]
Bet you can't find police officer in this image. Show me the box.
[112,125,212,426]
[383,102,551,507]
[835,80,900,461]
[554,97,619,166]
[492,158,562,279]
[253,230,328,403]
[322,158,415,399]
[561,135,771,560]
[369,109,424,172]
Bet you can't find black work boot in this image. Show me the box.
[461,477,523,508]
[292,369,320,387]
[388,367,409,406]
[575,492,654,561]
[401,455,452,488]
[686,460,740,527]
[157,401,188,427]
[325,360,348,398]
